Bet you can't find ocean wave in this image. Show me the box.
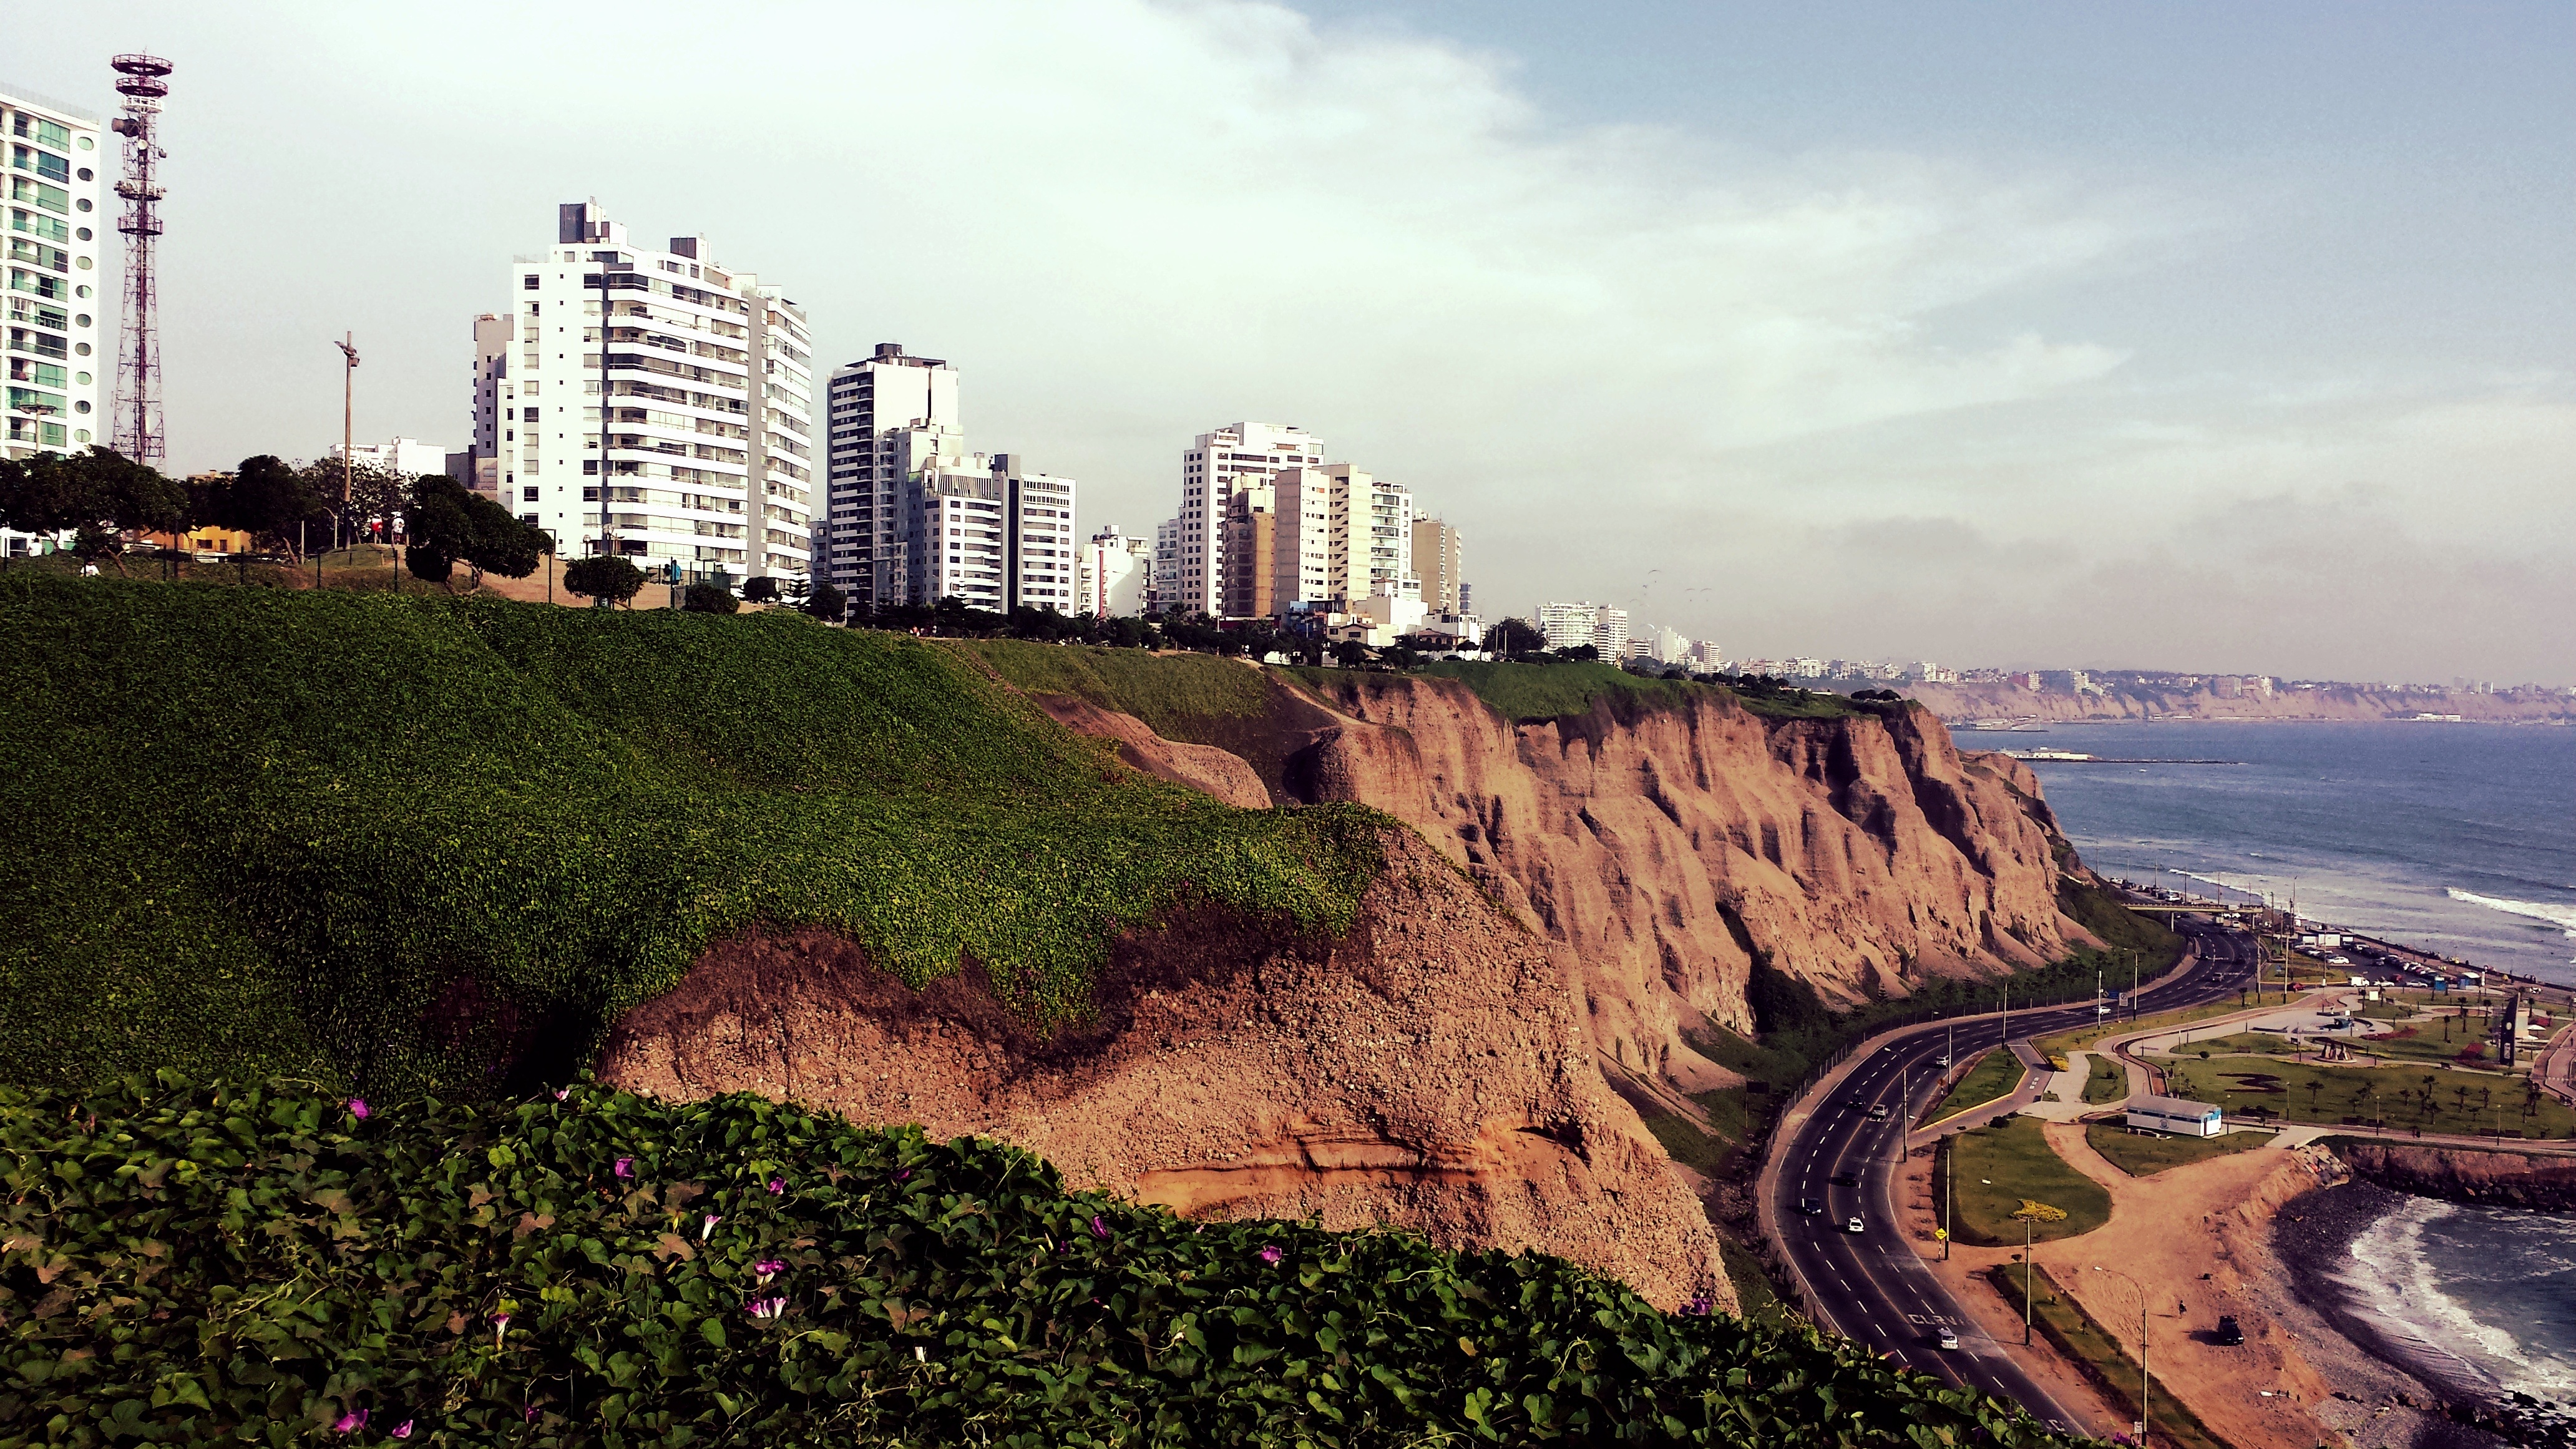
[2336,1199,2509,1396]
[2339,1197,2576,1403]
[2446,887,2576,939]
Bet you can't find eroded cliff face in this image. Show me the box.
[598,829,1730,1314]
[1261,676,2094,1091]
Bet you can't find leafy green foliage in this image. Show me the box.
[2055,879,2183,970]
[0,578,1383,1096]
[200,456,333,563]
[962,639,1271,739]
[0,1078,2077,1447]
[0,446,189,550]
[562,555,648,607]
[681,581,739,614]
[405,476,550,588]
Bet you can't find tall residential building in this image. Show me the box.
[1322,464,1417,606]
[454,313,511,495]
[1536,602,1629,657]
[1078,525,1154,618]
[1219,482,1279,620]
[1173,421,1323,617]
[1266,466,1335,614]
[884,449,1076,613]
[1411,517,1464,613]
[1150,516,1183,613]
[4,84,105,479]
[500,201,815,582]
[824,343,959,607]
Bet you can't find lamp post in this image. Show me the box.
[2012,1201,2066,1347]
[2094,1264,2152,1447]
[1939,1136,1953,1261]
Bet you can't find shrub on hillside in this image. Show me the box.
[681,581,739,614]
[562,555,647,608]
[0,1076,2076,1448]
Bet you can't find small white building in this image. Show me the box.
[2125,1095,2223,1138]
[334,436,453,479]
[1078,524,1154,618]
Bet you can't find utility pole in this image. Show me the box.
[1941,1136,1953,1261]
[1897,1063,1908,1163]
[336,333,359,570]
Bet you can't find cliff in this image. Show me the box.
[598,827,1729,1312]
[1908,679,2575,725]
[2328,1139,2576,1211]
[1000,661,2093,1095]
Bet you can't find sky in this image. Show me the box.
[9,1,2570,683]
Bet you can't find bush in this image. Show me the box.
[681,581,739,614]
[801,579,846,622]
[0,1076,2078,1448]
[562,555,647,607]
[741,576,780,603]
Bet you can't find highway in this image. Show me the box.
[1769,917,2258,1433]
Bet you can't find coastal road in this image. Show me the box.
[1769,917,2258,1430]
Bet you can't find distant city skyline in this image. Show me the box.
[4,1,2567,681]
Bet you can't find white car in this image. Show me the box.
[1846,1217,1865,1234]
[1938,1329,1961,1350]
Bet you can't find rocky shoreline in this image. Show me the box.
[2271,1179,2571,1448]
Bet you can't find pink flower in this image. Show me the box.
[613,1157,633,1179]
[701,1212,721,1241]
[894,1168,910,1183]
[333,1410,368,1433]
[346,1098,369,1121]
[493,1312,511,1349]
[744,1294,788,1319]
[754,1257,784,1282]
[392,1421,414,1440]
[1089,1215,1110,1241]
[523,1405,539,1423]
[767,1177,785,1194]
[554,1088,570,1101]
[1257,1245,1282,1266]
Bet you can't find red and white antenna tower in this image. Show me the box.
[109,52,172,462]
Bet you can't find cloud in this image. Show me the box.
[24,0,2569,680]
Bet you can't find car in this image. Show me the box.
[1828,1173,1858,1187]
[1843,1096,1866,1110]
[1845,1217,1865,1234]
[1936,1328,1961,1350]
[1934,1053,1952,1068]
[1798,1198,1824,1216]
[1866,1105,1890,1121]
[2215,1315,2244,1346]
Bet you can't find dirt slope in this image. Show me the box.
[599,828,1730,1313]
[1227,675,2092,1091]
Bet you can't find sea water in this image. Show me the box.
[2020,721,2576,987]
[2338,1195,2576,1399]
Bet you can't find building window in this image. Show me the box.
[522,485,540,502]
[523,274,540,290]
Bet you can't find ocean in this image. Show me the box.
[2340,1193,2576,1402]
[2013,721,2576,987]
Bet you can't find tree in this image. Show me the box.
[801,579,847,623]
[1329,638,1370,669]
[1486,616,1544,660]
[296,459,413,549]
[741,576,781,604]
[562,555,648,609]
[682,581,739,614]
[0,446,190,574]
[404,474,550,589]
[203,456,331,564]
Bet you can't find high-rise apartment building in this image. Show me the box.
[1536,601,1629,657]
[883,449,1076,613]
[1322,464,1417,607]
[499,202,815,582]
[1219,482,1279,620]
[1171,421,1323,617]
[1265,467,1335,616]
[1078,525,1154,618]
[4,84,105,482]
[454,313,511,495]
[1412,517,1464,613]
[824,343,959,607]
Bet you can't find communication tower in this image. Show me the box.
[109,52,172,462]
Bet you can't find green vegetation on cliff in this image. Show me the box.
[0,1076,2077,1447]
[0,578,1384,1096]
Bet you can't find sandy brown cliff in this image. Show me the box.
[1229,675,2093,1093]
[599,829,1730,1313]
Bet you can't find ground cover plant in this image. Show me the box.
[959,640,1272,740]
[2080,1124,2267,1177]
[2078,1056,2127,1106]
[1920,1048,2022,1128]
[0,578,1385,1096]
[0,1077,2078,1448]
[1935,1119,2110,1246]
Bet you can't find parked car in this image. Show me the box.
[1845,1217,1865,1234]
[2215,1315,2243,1345]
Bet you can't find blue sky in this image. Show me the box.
[7,1,2569,681]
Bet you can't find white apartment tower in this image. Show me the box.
[1323,463,1417,606]
[4,83,105,482]
[499,202,815,581]
[885,448,1077,613]
[1537,601,1629,657]
[1171,421,1323,617]
[824,343,959,607]
[1079,525,1155,618]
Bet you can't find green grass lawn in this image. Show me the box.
[2361,1020,2510,1068]
[959,638,1271,738]
[2161,1058,2570,1139]
[2032,998,2246,1061]
[2083,1123,2268,1176]
[1982,1264,2229,1449]
[1924,1047,2026,1126]
[2081,1055,2129,1105]
[1938,1118,2111,1246]
[2177,1030,2306,1057]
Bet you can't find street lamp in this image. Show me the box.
[2093,1264,2152,1447]
[2011,1201,2066,1346]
